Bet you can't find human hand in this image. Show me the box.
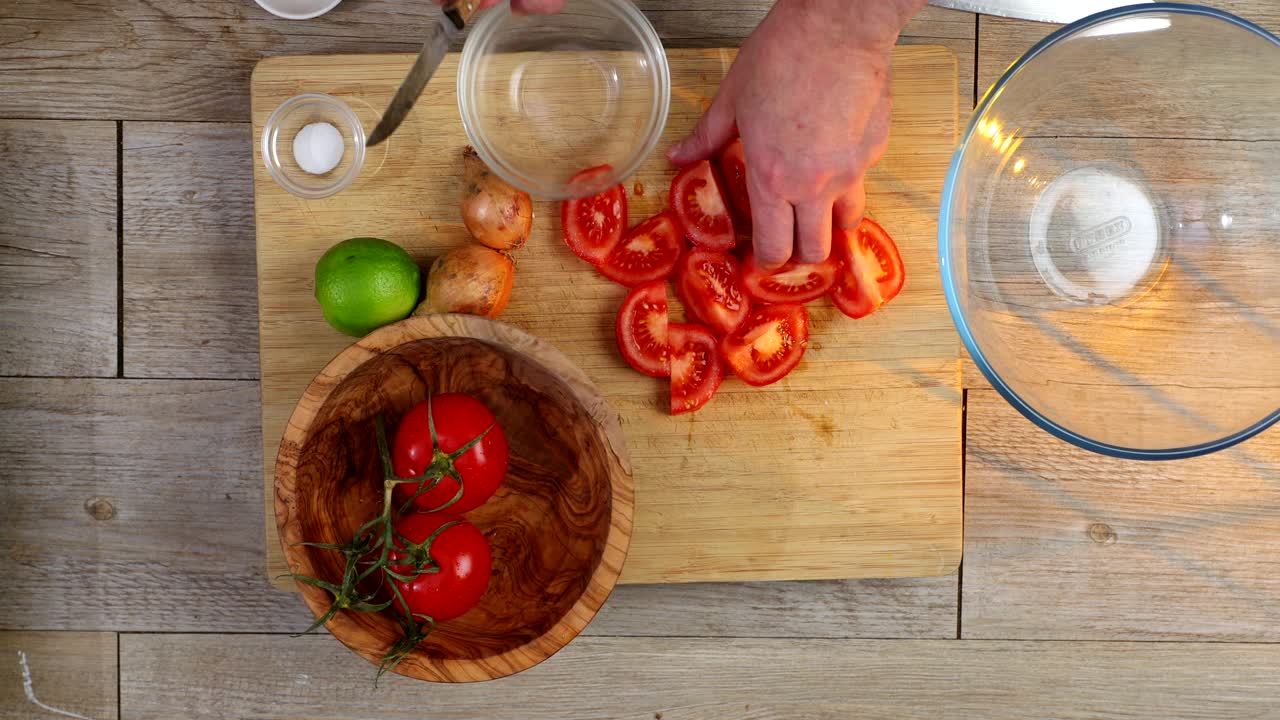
[668,0,925,267]
[442,0,565,15]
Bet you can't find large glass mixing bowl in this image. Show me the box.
[941,4,1280,459]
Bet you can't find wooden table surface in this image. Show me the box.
[0,2,1277,717]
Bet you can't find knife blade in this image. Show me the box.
[928,0,1151,24]
[367,0,480,147]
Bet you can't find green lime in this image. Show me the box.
[314,237,421,337]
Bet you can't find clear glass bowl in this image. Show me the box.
[941,4,1280,459]
[457,0,670,199]
[261,93,365,200]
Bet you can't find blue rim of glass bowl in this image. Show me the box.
[938,2,1280,460]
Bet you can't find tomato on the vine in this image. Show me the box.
[670,160,736,251]
[616,281,671,377]
[675,248,749,335]
[561,165,628,266]
[598,211,686,287]
[720,304,810,387]
[831,218,905,319]
[391,393,509,513]
[741,251,838,305]
[385,512,492,622]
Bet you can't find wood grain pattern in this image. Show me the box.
[253,48,962,588]
[0,378,310,633]
[123,123,259,379]
[0,120,117,377]
[121,634,1280,719]
[0,378,951,639]
[275,315,633,681]
[963,388,1280,640]
[0,632,118,720]
[976,2,1280,99]
[0,1,973,122]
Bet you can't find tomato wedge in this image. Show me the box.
[561,165,627,266]
[670,160,736,251]
[670,323,724,415]
[599,211,686,287]
[616,281,670,378]
[741,251,838,305]
[831,218,906,319]
[675,248,749,336]
[715,137,751,231]
[720,304,809,387]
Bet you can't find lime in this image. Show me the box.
[314,237,421,337]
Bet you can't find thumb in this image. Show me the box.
[667,89,737,166]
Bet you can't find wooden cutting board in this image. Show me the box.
[252,47,961,589]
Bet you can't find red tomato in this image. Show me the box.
[598,211,686,287]
[719,304,809,387]
[391,393,510,514]
[386,512,491,623]
[740,251,838,305]
[669,323,724,415]
[831,218,906,319]
[561,165,628,266]
[616,281,670,377]
[675,248,749,336]
[715,137,751,231]
[670,160,736,251]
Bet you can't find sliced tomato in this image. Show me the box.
[616,281,670,377]
[669,323,724,415]
[561,165,627,266]
[832,218,906,319]
[675,249,749,336]
[670,160,736,251]
[741,251,838,305]
[720,304,809,387]
[715,137,751,231]
[598,211,686,287]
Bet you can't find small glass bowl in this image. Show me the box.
[458,0,670,200]
[261,93,366,200]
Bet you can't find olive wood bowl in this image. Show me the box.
[274,314,634,682]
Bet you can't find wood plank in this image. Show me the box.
[977,3,1280,100]
[0,378,309,632]
[123,123,259,379]
[0,632,117,720]
[0,1,973,122]
[0,120,117,377]
[253,48,962,587]
[963,387,1280,640]
[0,379,952,638]
[592,575,957,638]
[121,634,1280,719]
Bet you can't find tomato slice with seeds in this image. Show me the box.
[670,160,736,251]
[670,323,724,415]
[616,281,670,378]
[561,165,628,266]
[598,211,686,287]
[675,248,749,336]
[715,137,751,231]
[831,218,905,319]
[741,251,838,305]
[719,304,809,387]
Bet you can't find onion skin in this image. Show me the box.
[416,245,515,319]
[460,146,533,251]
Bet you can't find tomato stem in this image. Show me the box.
[289,401,491,686]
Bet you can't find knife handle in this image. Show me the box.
[443,0,480,29]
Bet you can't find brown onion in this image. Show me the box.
[460,146,533,251]
[416,245,514,319]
